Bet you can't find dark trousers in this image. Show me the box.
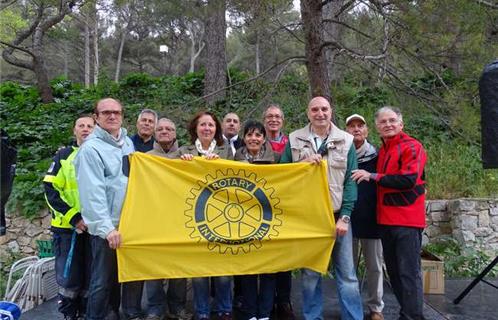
[53,231,91,318]
[275,271,292,304]
[122,280,144,318]
[86,235,120,320]
[381,226,425,320]
[241,274,276,319]
[146,278,188,316]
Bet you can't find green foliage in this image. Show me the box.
[1,69,496,219]
[425,142,498,199]
[0,8,28,42]
[424,238,497,277]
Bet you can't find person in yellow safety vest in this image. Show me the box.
[43,114,95,320]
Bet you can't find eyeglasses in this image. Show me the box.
[159,127,175,132]
[265,114,282,120]
[377,118,399,126]
[98,110,122,117]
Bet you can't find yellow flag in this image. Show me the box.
[117,152,335,282]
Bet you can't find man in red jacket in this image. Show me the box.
[352,106,427,320]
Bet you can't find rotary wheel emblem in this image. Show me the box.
[184,168,282,254]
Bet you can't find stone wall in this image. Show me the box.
[425,199,498,254]
[1,199,497,261]
[0,209,52,260]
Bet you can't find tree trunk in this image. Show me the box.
[63,40,68,78]
[255,29,260,75]
[33,57,53,103]
[301,0,331,101]
[189,25,204,73]
[32,27,53,103]
[84,16,91,88]
[115,30,126,83]
[322,0,345,82]
[93,15,99,85]
[203,0,227,105]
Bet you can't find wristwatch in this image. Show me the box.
[340,215,351,224]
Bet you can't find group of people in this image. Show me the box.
[43,96,427,320]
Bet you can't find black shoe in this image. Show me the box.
[276,303,295,320]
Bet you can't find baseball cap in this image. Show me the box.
[345,114,366,125]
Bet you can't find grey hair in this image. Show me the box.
[157,117,176,128]
[374,106,403,123]
[263,104,285,120]
[137,109,158,123]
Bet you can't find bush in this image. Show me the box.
[424,238,497,277]
[1,70,496,218]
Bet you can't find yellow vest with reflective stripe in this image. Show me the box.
[43,147,80,229]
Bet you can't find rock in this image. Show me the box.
[7,241,20,253]
[431,211,450,222]
[479,211,490,227]
[438,222,452,235]
[476,201,490,211]
[460,215,478,231]
[429,200,448,212]
[17,236,31,247]
[490,207,498,216]
[22,246,35,254]
[453,230,475,243]
[424,225,440,238]
[475,227,492,237]
[448,199,476,213]
[0,234,11,245]
[41,213,51,229]
[491,216,498,227]
[462,230,476,243]
[25,224,42,237]
[422,233,429,246]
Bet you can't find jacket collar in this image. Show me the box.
[381,131,407,148]
[90,125,128,148]
[152,140,179,154]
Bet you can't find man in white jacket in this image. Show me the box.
[74,98,135,320]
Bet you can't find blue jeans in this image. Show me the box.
[122,281,144,319]
[240,274,276,319]
[302,225,363,320]
[53,231,91,318]
[86,235,120,320]
[381,226,424,320]
[192,276,232,319]
[146,278,187,316]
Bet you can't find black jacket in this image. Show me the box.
[351,155,381,239]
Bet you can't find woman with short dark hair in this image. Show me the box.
[234,120,278,320]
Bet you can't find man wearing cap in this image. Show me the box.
[345,114,384,320]
[281,96,363,320]
[352,106,427,320]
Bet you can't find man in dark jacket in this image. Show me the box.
[352,106,427,320]
[346,114,384,320]
[130,109,158,152]
[0,129,16,236]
